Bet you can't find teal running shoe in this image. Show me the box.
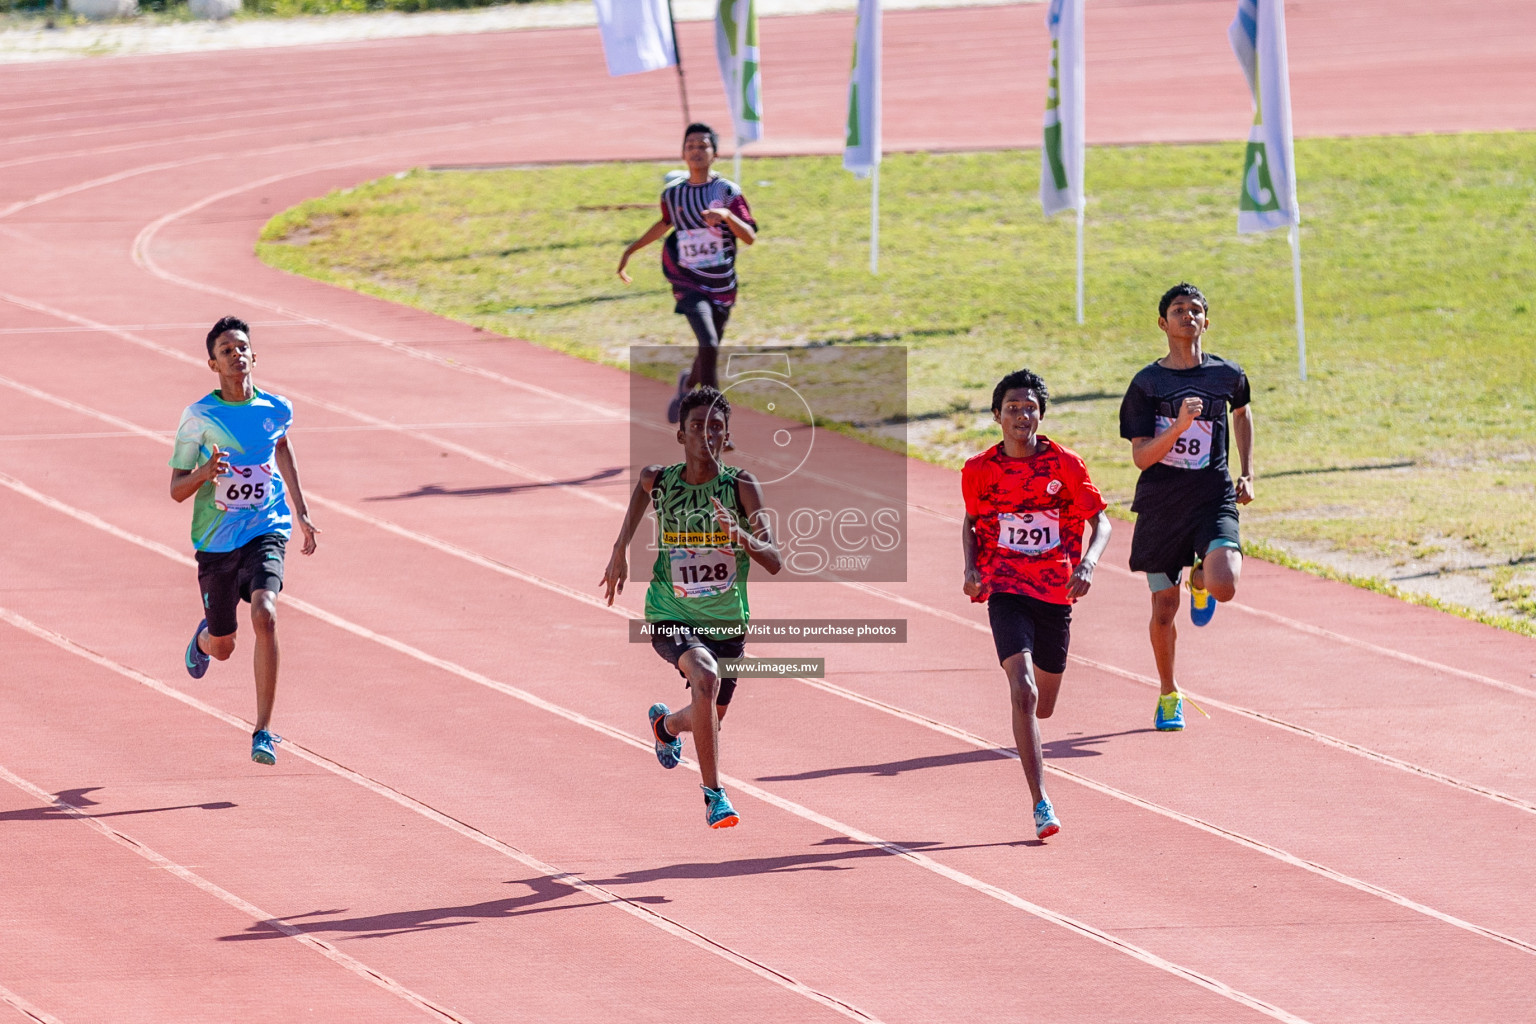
[648,703,682,769]
[1033,798,1061,839]
[185,618,210,679]
[701,785,739,829]
[1154,691,1186,731]
[251,729,281,765]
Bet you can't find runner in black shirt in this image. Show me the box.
[1119,283,1255,731]
[618,122,758,423]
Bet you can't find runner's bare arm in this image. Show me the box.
[961,514,983,597]
[1232,404,1255,504]
[617,220,670,283]
[720,472,781,574]
[169,443,229,503]
[1129,396,1203,470]
[701,207,756,245]
[1065,510,1113,600]
[274,436,320,555]
[601,465,661,603]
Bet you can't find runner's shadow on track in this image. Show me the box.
[757,728,1160,781]
[757,748,1012,782]
[0,787,236,822]
[220,875,663,942]
[365,467,624,501]
[1043,729,1159,759]
[583,836,1029,887]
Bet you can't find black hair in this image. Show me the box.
[206,315,251,358]
[991,368,1049,416]
[683,122,719,153]
[678,384,730,426]
[1158,282,1208,319]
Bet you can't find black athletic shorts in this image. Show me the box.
[1129,500,1242,579]
[649,621,745,706]
[986,592,1071,675]
[195,533,286,638]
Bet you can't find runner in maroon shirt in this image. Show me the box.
[962,368,1112,839]
[617,122,758,423]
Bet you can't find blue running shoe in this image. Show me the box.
[185,618,210,679]
[702,785,739,829]
[1033,798,1061,839]
[1189,583,1216,627]
[251,729,281,765]
[1154,691,1186,731]
[649,702,682,769]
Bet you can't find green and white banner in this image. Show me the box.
[843,0,881,178]
[1229,0,1300,233]
[714,0,763,146]
[1040,0,1084,217]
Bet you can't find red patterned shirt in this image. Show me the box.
[962,436,1107,605]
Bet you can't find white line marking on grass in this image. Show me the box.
[0,758,473,1024]
[0,608,887,1024]
[0,482,1314,1024]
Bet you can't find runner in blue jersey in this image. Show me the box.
[617,122,758,423]
[169,316,319,765]
[601,387,782,829]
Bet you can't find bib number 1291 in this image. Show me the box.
[998,510,1061,554]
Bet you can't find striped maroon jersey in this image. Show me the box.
[659,174,756,306]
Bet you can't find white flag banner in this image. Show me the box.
[1040,0,1084,216]
[843,0,881,178]
[1230,0,1300,233]
[593,0,677,77]
[715,0,763,146]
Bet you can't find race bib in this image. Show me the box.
[676,226,726,270]
[998,510,1061,555]
[1155,416,1214,470]
[669,548,737,599]
[214,463,275,511]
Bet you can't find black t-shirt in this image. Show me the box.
[1119,354,1251,517]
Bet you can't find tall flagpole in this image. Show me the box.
[1290,223,1307,380]
[666,0,691,124]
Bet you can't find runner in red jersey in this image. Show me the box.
[962,368,1112,839]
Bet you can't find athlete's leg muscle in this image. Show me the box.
[204,628,237,661]
[1002,652,1046,806]
[681,299,724,390]
[1202,546,1242,602]
[668,648,723,789]
[1149,587,1180,695]
[250,589,279,734]
[1034,668,1065,719]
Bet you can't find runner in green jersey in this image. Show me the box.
[602,387,782,828]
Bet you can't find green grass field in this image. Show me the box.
[257,134,1536,629]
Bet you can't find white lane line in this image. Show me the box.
[7,368,1536,961]
[785,672,1536,959]
[0,608,885,1024]
[0,984,62,1024]
[126,175,630,422]
[908,504,1536,701]
[844,581,1536,817]
[0,305,629,515]
[0,478,1312,1024]
[0,760,472,1024]
[0,321,303,334]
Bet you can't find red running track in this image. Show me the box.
[2,3,1535,1021]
